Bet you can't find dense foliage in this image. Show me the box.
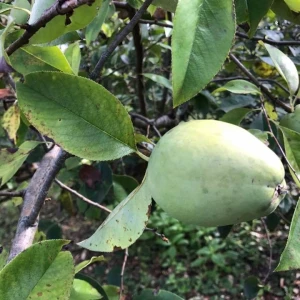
[0,0,300,299]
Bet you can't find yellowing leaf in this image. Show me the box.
[264,101,278,121]
[2,104,20,143]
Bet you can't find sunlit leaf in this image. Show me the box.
[64,42,81,75]
[28,0,103,44]
[260,41,299,95]
[75,256,105,274]
[172,0,235,106]
[2,104,20,143]
[213,80,261,95]
[86,0,110,46]
[10,45,74,75]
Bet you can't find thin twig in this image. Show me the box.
[54,179,112,213]
[128,6,147,116]
[144,227,169,242]
[119,248,129,300]
[276,211,291,225]
[261,218,272,283]
[0,190,25,198]
[90,0,154,80]
[229,53,292,113]
[139,19,173,28]
[236,31,300,46]
[6,0,94,56]
[160,12,172,113]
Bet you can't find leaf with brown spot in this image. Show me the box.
[17,72,136,161]
[78,174,152,252]
[0,240,74,300]
[2,104,20,143]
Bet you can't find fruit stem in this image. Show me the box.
[136,151,149,162]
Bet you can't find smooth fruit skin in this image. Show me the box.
[284,0,300,12]
[280,105,300,133]
[147,120,286,227]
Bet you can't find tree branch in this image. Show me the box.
[229,53,292,113]
[128,6,147,116]
[236,31,300,46]
[90,0,154,80]
[159,12,172,113]
[6,0,95,56]
[0,190,25,198]
[7,146,67,262]
[54,178,112,213]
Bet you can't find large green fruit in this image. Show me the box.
[280,105,300,133]
[284,0,300,12]
[147,120,286,227]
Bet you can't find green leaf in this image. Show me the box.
[86,0,110,46]
[77,176,151,252]
[113,174,139,202]
[272,0,300,25]
[127,0,143,9]
[28,0,103,44]
[275,198,300,271]
[102,285,119,300]
[10,45,74,75]
[64,42,81,75]
[70,279,102,300]
[219,95,256,112]
[0,16,15,72]
[0,3,13,14]
[135,133,153,145]
[220,108,252,125]
[133,289,184,300]
[75,274,109,300]
[234,0,248,24]
[243,276,260,299]
[75,256,105,274]
[247,0,274,37]
[143,73,172,90]
[152,0,178,12]
[279,126,300,187]
[264,100,278,120]
[172,0,235,106]
[260,41,299,96]
[9,0,30,25]
[2,104,20,143]
[213,80,261,95]
[17,72,136,161]
[0,141,41,187]
[248,129,269,145]
[0,249,8,272]
[0,240,74,300]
